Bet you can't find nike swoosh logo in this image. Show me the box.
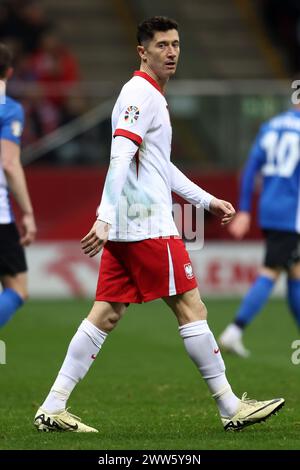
[59,420,78,430]
[91,354,97,359]
[244,399,281,418]
[214,348,220,354]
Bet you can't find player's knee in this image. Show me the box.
[102,311,122,331]
[110,311,122,325]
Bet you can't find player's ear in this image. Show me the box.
[137,45,146,61]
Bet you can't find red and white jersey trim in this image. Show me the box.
[133,71,162,94]
[113,128,142,146]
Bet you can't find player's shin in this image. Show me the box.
[179,320,239,417]
[41,319,107,413]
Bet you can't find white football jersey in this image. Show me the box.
[98,71,213,241]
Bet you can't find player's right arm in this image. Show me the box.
[81,136,138,257]
[82,87,154,257]
[96,136,138,226]
[228,128,265,239]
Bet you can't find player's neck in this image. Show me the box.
[139,65,168,93]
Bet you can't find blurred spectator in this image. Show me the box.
[0,1,98,164]
[21,88,61,145]
[29,29,80,109]
[4,38,61,145]
[17,0,52,53]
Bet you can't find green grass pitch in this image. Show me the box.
[0,298,299,450]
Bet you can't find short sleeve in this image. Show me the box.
[113,87,155,146]
[0,102,24,145]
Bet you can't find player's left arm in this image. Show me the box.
[0,103,36,245]
[170,162,235,224]
[81,136,138,257]
[0,139,37,245]
[82,89,155,257]
[208,197,236,225]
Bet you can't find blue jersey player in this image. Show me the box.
[220,107,300,357]
[0,43,36,328]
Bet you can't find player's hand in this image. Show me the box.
[20,212,37,246]
[209,198,236,225]
[227,211,251,239]
[81,220,111,257]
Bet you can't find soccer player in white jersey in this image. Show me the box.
[34,17,284,433]
[0,43,36,328]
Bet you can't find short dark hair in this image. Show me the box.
[0,43,12,78]
[137,16,178,45]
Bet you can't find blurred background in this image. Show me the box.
[1,0,298,298]
[2,2,299,452]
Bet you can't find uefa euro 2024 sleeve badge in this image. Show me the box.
[124,106,140,125]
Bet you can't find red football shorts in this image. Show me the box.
[96,237,198,303]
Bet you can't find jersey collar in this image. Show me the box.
[133,71,163,94]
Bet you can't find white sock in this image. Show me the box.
[42,319,107,413]
[179,320,240,417]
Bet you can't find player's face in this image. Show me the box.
[142,30,180,80]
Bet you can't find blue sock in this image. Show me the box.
[234,275,275,329]
[0,288,24,327]
[287,279,300,328]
